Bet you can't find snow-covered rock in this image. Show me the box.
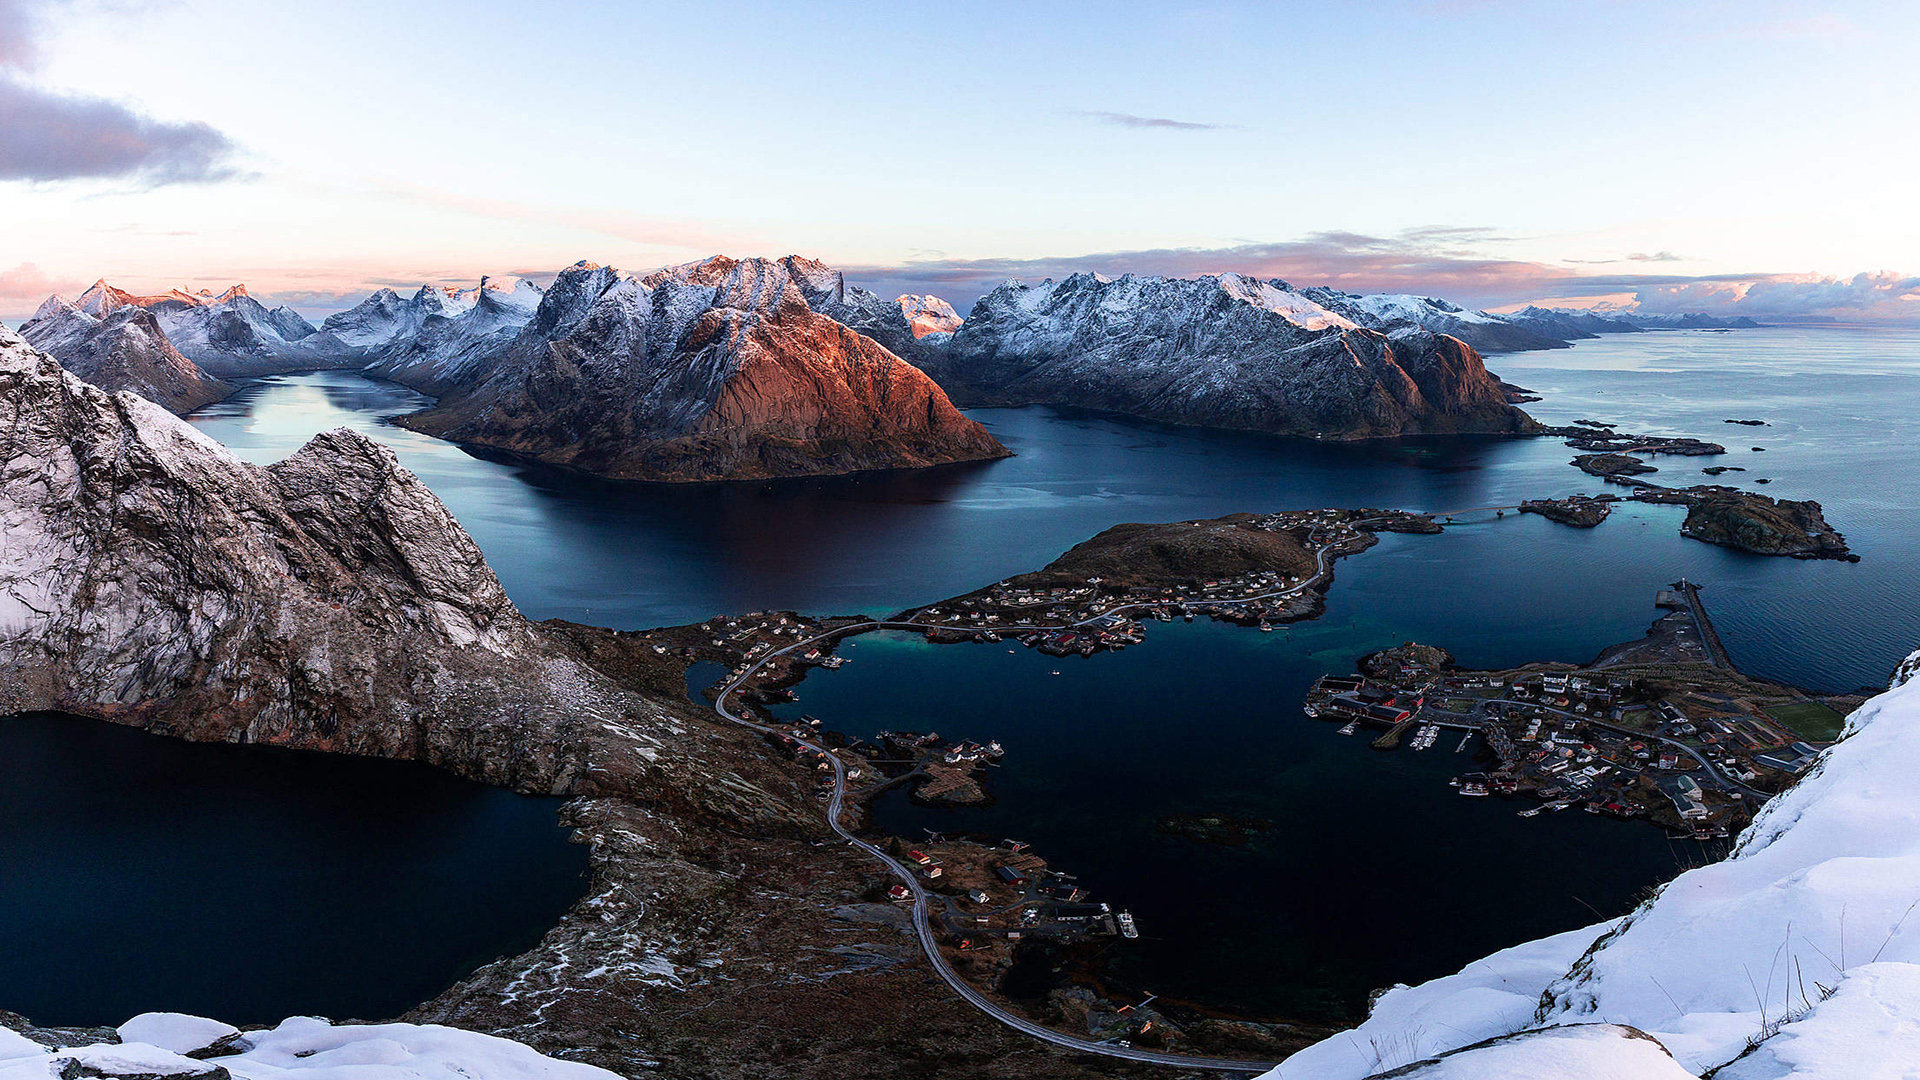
[357,277,545,392]
[115,1015,239,1056]
[0,324,710,796]
[17,295,230,414]
[1269,651,1920,1079]
[399,256,1008,481]
[922,272,1535,438]
[1298,287,1574,354]
[896,294,963,338]
[67,280,323,379]
[311,277,544,392]
[0,1015,620,1080]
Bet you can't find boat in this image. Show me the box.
[1116,912,1139,939]
[1337,720,1358,736]
[1459,781,1490,796]
[1517,806,1543,818]
[1050,670,1062,676]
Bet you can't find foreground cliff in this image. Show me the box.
[1268,650,1920,1079]
[922,273,1538,438]
[0,325,739,798]
[17,296,230,414]
[400,256,1008,481]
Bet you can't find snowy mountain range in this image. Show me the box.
[918,271,1537,437]
[18,295,230,413]
[70,280,323,379]
[396,256,1008,481]
[12,262,1758,455]
[1266,652,1920,1080]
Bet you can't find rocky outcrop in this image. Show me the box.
[0,326,761,801]
[18,296,230,414]
[70,280,327,379]
[922,272,1537,438]
[1673,489,1856,560]
[399,256,1009,482]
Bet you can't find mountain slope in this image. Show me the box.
[922,272,1537,438]
[1298,287,1575,353]
[399,256,1009,481]
[72,279,328,378]
[1269,651,1920,1080]
[18,296,231,414]
[0,324,719,795]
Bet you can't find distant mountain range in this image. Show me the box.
[9,262,1760,478]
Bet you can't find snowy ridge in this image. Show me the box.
[0,1012,621,1080]
[356,276,546,392]
[1269,651,1920,1079]
[396,255,1007,481]
[62,278,321,378]
[920,270,1534,438]
[17,293,229,413]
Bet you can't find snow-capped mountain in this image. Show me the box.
[398,256,1008,481]
[920,272,1535,438]
[1298,287,1578,353]
[70,279,324,378]
[1268,651,1920,1080]
[898,294,963,337]
[351,277,546,391]
[311,276,543,363]
[18,294,230,413]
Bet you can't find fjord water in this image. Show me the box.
[0,713,587,1026]
[125,326,1914,1022]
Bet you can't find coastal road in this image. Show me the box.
[709,621,1281,1074]
[701,537,1366,1074]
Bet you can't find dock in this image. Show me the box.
[1672,579,1735,671]
[1372,717,1415,750]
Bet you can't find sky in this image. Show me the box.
[2,0,1917,322]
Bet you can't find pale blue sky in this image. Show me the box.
[3,0,1917,320]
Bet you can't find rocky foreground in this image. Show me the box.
[0,328,1161,1080]
[399,257,1009,482]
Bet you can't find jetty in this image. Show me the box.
[1661,579,1735,671]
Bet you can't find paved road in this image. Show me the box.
[700,541,1367,1074]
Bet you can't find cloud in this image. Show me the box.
[0,77,240,184]
[1074,110,1240,131]
[1627,251,1685,262]
[1633,272,1920,321]
[0,0,37,68]
[0,0,241,185]
[0,261,85,321]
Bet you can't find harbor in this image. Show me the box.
[1303,584,1861,838]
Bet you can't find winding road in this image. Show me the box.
[701,533,1362,1073]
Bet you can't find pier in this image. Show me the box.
[1669,579,1735,671]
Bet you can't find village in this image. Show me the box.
[901,507,1439,657]
[1302,584,1861,838]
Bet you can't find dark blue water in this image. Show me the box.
[188,328,1920,691]
[0,713,587,1026]
[161,326,1919,1021]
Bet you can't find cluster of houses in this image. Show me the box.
[1305,661,1832,839]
